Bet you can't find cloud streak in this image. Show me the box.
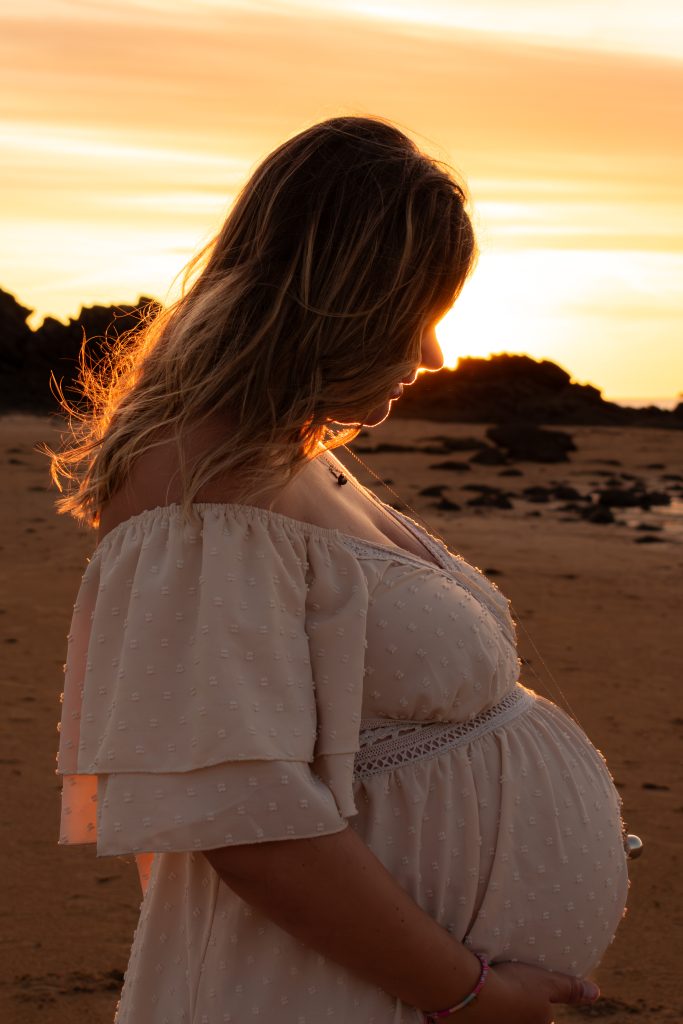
[1,1,681,396]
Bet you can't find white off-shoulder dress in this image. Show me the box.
[57,502,629,1023]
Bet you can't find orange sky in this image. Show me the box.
[2,0,682,401]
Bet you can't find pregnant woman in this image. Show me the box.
[51,115,630,1022]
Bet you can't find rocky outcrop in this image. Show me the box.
[395,353,682,429]
[485,424,577,462]
[0,288,158,412]
[0,290,34,390]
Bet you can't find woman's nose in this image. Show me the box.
[420,324,445,373]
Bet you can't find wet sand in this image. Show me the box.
[1,412,681,1024]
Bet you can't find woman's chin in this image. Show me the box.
[329,394,398,428]
[361,400,393,426]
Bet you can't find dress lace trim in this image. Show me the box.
[353,685,535,779]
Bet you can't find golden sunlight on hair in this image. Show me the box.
[44,115,476,527]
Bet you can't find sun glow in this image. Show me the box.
[435,293,512,368]
[433,250,541,368]
[432,244,683,399]
[1,0,680,399]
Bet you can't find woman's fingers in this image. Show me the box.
[546,972,600,1005]
[492,961,601,1013]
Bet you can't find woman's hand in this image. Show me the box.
[455,961,600,1023]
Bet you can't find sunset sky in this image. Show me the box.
[2,0,682,401]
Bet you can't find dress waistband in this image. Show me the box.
[353,684,535,780]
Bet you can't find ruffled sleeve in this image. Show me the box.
[57,504,369,856]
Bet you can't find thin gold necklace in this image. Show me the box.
[324,459,348,487]
[347,445,440,532]
[321,445,440,563]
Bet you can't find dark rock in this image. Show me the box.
[373,443,417,453]
[486,424,576,463]
[469,446,509,465]
[552,485,583,501]
[582,504,615,524]
[391,353,682,427]
[636,523,663,532]
[0,289,159,412]
[522,486,553,503]
[418,485,449,497]
[597,488,645,508]
[635,535,665,544]
[498,468,523,476]
[640,491,671,508]
[597,486,671,510]
[427,460,471,472]
[394,354,599,423]
[418,435,487,451]
[462,484,505,494]
[467,493,514,510]
[0,289,33,362]
[483,567,503,575]
[0,290,36,408]
[432,497,461,511]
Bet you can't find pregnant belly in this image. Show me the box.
[351,689,630,978]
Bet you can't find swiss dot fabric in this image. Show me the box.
[57,502,629,1023]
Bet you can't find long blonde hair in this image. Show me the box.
[45,115,477,528]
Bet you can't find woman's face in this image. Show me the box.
[338,321,444,428]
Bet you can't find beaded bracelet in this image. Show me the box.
[422,953,491,1021]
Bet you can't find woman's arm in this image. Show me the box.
[204,824,598,1022]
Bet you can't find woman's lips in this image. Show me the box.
[389,373,417,400]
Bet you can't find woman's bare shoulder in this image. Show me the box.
[96,439,179,543]
[96,420,314,543]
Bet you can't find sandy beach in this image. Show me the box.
[1,411,681,1024]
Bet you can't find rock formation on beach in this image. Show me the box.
[0,287,681,427]
[393,353,683,427]
[0,288,159,414]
